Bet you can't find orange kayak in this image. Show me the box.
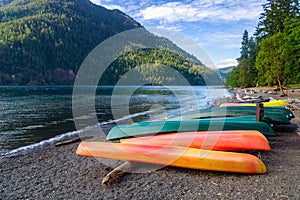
[76,142,267,174]
[120,130,270,151]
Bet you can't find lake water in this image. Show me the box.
[0,86,231,156]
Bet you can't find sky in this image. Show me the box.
[90,0,266,69]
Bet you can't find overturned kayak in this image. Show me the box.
[76,142,267,174]
[169,106,293,124]
[120,130,271,151]
[169,114,276,126]
[220,99,288,107]
[106,119,275,140]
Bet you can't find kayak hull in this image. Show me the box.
[120,130,271,151]
[169,106,293,124]
[106,119,275,140]
[76,142,267,174]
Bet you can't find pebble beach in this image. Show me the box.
[1,88,300,199]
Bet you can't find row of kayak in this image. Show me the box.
[76,99,293,174]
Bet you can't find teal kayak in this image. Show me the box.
[106,118,275,140]
[169,106,292,124]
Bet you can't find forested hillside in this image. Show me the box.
[0,0,141,85]
[0,0,220,85]
[101,48,220,86]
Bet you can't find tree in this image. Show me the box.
[256,18,300,95]
[256,32,286,96]
[238,59,257,87]
[256,0,299,38]
[280,18,300,84]
[254,0,299,95]
[225,68,239,88]
[248,37,258,64]
[226,30,258,88]
[238,30,249,61]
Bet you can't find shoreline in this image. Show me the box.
[1,88,300,199]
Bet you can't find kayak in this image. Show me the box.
[170,106,294,119]
[106,119,275,140]
[120,130,271,151]
[220,100,288,107]
[169,116,275,127]
[168,106,293,124]
[76,142,267,174]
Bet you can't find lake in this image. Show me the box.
[0,86,231,156]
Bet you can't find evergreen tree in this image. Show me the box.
[238,30,249,61]
[226,31,258,88]
[256,0,299,38]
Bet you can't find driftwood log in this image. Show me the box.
[55,136,93,147]
[102,161,134,186]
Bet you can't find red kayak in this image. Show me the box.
[120,130,270,151]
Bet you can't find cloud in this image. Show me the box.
[91,0,263,25]
[216,58,238,68]
[88,0,265,64]
[102,4,126,11]
[90,0,101,5]
[138,0,262,23]
[90,0,126,11]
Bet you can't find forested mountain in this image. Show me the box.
[0,0,219,85]
[0,0,141,85]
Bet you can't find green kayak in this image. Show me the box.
[169,106,292,124]
[106,118,275,140]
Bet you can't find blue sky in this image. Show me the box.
[90,0,265,69]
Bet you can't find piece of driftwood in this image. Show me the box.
[55,136,93,147]
[102,161,134,186]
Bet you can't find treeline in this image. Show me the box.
[225,0,299,96]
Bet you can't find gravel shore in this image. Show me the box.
[1,89,300,200]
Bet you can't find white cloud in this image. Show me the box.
[88,0,265,64]
[90,0,126,11]
[91,0,263,25]
[216,58,238,68]
[90,0,101,5]
[102,4,126,11]
[138,0,262,23]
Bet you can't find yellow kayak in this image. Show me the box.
[221,100,287,107]
[76,142,267,174]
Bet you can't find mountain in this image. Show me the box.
[217,66,237,81]
[0,0,142,85]
[0,0,221,85]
